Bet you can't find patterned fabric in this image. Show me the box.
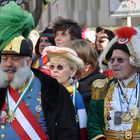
[88,75,140,140]
[104,77,140,131]
[0,77,48,139]
[32,56,43,69]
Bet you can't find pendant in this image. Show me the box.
[7,111,15,123]
[121,111,132,123]
[114,111,122,125]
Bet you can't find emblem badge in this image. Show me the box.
[35,105,42,113]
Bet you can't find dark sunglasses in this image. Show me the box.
[49,64,64,71]
[109,57,128,64]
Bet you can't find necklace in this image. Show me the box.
[117,74,139,124]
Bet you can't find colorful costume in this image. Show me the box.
[88,26,140,140]
[0,68,77,140]
[0,2,77,140]
[88,76,140,140]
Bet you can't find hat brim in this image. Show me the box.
[43,46,84,72]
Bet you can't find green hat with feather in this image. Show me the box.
[0,1,34,51]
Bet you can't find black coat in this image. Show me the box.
[78,67,106,111]
[0,69,77,140]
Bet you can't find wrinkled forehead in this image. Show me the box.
[0,54,25,62]
[111,49,130,58]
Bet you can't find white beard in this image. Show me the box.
[0,66,32,89]
[0,69,9,88]
[11,66,32,89]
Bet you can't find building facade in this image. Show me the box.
[38,0,140,30]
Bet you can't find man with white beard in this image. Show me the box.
[0,35,77,140]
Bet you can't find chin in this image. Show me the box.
[7,74,15,82]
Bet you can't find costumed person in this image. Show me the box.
[0,2,77,140]
[31,27,55,69]
[87,26,140,140]
[70,39,106,111]
[42,46,88,140]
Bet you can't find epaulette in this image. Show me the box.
[91,78,109,100]
[92,78,108,88]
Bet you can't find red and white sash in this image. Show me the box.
[7,87,49,140]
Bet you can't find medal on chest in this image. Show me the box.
[116,79,139,124]
[7,110,15,123]
[121,111,132,123]
[0,109,15,129]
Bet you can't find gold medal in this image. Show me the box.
[130,106,138,119]
[7,111,15,123]
[121,112,132,123]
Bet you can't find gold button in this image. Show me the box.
[1,133,5,138]
[1,125,5,129]
[125,131,133,140]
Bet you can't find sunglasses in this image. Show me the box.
[48,64,64,71]
[109,57,128,64]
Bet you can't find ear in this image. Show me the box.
[27,57,32,67]
[129,56,136,66]
[71,69,77,77]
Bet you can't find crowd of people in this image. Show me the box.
[1,1,140,140]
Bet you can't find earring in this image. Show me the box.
[69,76,74,85]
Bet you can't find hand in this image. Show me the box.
[95,30,109,52]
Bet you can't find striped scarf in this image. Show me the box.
[67,82,88,140]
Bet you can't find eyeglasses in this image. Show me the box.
[48,64,64,71]
[109,57,128,64]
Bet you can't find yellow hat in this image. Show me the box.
[1,36,33,57]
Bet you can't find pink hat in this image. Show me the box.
[42,46,84,72]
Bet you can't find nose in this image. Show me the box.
[55,34,62,41]
[5,57,14,66]
[111,59,119,65]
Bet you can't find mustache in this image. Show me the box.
[3,67,16,73]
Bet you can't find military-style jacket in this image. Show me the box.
[88,77,140,140]
[0,68,77,140]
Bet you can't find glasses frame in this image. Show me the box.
[48,64,64,71]
[109,57,128,64]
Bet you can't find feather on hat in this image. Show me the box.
[0,1,34,51]
[99,26,140,70]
